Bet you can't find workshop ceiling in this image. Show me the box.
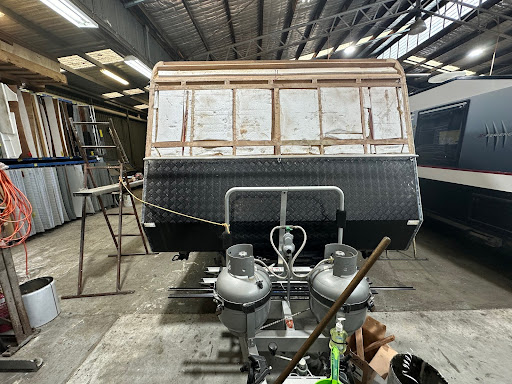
[1,0,511,110]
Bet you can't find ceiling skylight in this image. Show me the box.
[378,0,490,60]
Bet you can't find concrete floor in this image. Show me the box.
[1,201,512,383]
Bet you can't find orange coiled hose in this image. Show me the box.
[0,169,32,275]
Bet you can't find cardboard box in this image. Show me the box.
[347,316,397,384]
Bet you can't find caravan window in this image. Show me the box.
[415,101,469,167]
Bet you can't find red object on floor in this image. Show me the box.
[0,293,12,333]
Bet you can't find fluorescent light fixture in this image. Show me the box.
[465,70,476,76]
[442,65,460,72]
[335,42,353,53]
[124,56,152,79]
[101,69,129,86]
[468,47,484,58]
[123,88,145,95]
[40,0,98,28]
[425,60,443,67]
[397,25,410,33]
[317,48,333,57]
[86,49,124,64]
[344,45,356,55]
[357,36,373,45]
[298,53,315,60]
[102,92,124,99]
[377,30,392,39]
[407,56,426,63]
[134,104,149,110]
[58,55,95,69]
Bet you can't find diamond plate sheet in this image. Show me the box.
[142,156,421,252]
[143,156,420,223]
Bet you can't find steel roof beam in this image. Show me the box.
[257,0,264,59]
[276,0,299,60]
[0,5,148,109]
[403,0,507,73]
[419,7,512,43]
[356,0,425,58]
[124,0,147,8]
[325,0,382,58]
[294,0,328,59]
[222,0,238,59]
[182,0,213,57]
[193,0,416,60]
[369,0,449,58]
[0,4,68,49]
[486,54,512,75]
[312,0,354,57]
[373,0,512,60]
[124,3,185,60]
[0,4,122,73]
[50,83,145,116]
[67,0,169,65]
[419,36,512,75]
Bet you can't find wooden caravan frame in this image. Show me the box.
[146,59,414,158]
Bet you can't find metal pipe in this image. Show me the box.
[224,186,345,243]
[274,236,391,384]
[124,0,147,8]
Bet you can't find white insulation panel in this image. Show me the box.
[369,87,402,139]
[321,88,363,139]
[150,83,410,157]
[192,90,233,141]
[280,89,320,141]
[235,89,272,141]
[156,90,186,142]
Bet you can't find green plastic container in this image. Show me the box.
[315,345,340,384]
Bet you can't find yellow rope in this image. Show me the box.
[119,178,230,234]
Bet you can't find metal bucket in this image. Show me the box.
[387,354,448,384]
[20,277,61,328]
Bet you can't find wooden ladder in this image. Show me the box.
[62,118,152,299]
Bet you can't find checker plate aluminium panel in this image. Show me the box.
[142,156,422,255]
